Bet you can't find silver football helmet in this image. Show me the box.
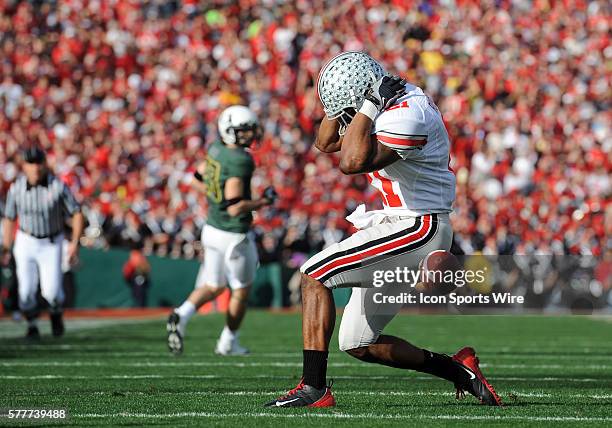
[218,105,261,147]
[317,51,387,133]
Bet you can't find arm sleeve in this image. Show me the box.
[61,183,81,216]
[373,109,429,160]
[4,185,17,220]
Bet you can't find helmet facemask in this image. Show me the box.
[335,108,356,136]
[232,123,263,148]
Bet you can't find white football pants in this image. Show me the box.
[195,224,258,290]
[13,230,64,312]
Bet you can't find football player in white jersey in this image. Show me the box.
[265,52,502,408]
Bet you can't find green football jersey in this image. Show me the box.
[203,140,255,233]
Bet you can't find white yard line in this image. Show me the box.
[72,412,612,422]
[3,348,612,361]
[1,374,608,383]
[12,390,612,400]
[1,361,610,370]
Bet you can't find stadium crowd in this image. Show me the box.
[0,0,609,267]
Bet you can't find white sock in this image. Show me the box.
[220,325,237,343]
[175,301,196,324]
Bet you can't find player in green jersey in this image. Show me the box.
[167,105,277,355]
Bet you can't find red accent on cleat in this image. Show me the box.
[273,378,336,407]
[309,387,336,408]
[453,347,503,406]
[285,379,305,397]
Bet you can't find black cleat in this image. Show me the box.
[264,379,336,407]
[50,312,65,337]
[166,312,183,355]
[453,347,503,406]
[25,325,40,341]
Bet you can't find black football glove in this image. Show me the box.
[364,75,407,112]
[262,186,278,204]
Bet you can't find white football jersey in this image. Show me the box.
[367,83,456,217]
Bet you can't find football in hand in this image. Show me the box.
[415,250,461,296]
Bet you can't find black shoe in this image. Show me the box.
[25,325,40,341]
[452,347,503,406]
[264,378,335,407]
[50,312,64,337]
[166,312,183,355]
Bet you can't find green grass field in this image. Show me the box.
[1,312,611,427]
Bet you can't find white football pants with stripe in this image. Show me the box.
[300,213,452,351]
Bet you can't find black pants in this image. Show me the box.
[128,274,150,308]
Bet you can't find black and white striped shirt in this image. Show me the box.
[4,174,81,238]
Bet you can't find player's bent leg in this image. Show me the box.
[168,234,228,354]
[339,287,425,367]
[342,340,502,406]
[338,286,413,364]
[339,286,502,406]
[264,273,336,408]
[215,285,251,356]
[340,327,502,405]
[216,234,258,356]
[343,335,425,369]
[167,285,225,355]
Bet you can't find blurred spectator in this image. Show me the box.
[122,249,151,308]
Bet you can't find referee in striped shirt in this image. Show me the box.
[1,146,84,339]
